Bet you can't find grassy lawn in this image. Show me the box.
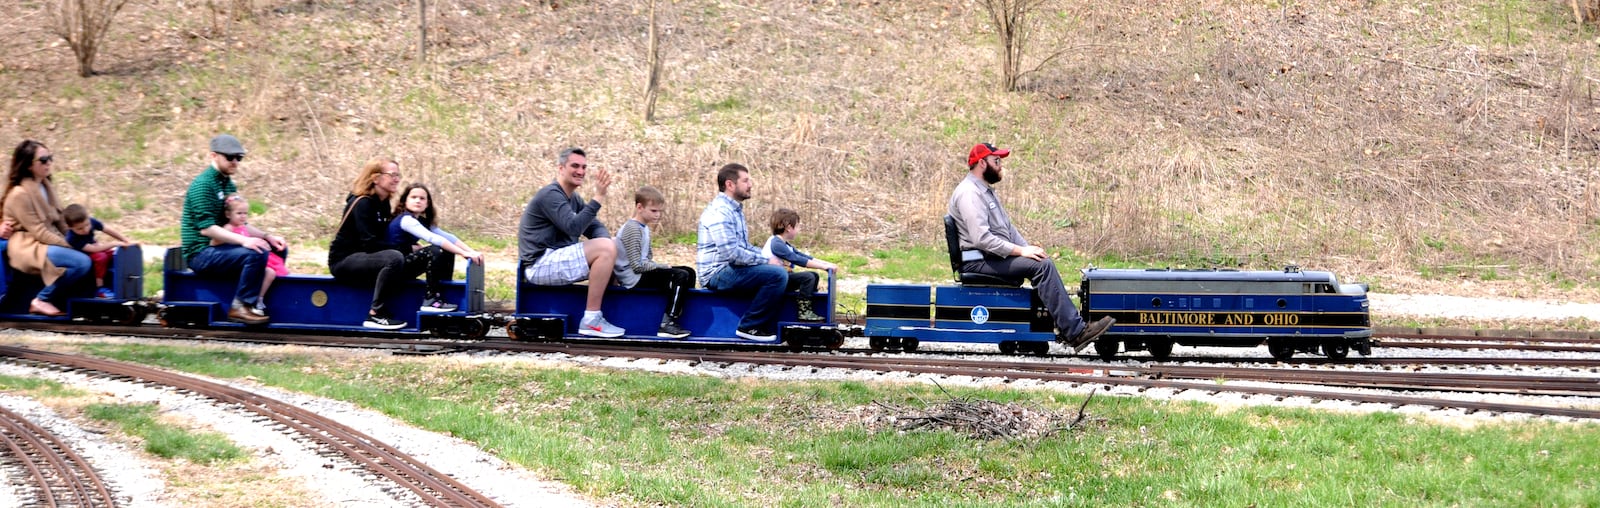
[62,342,1600,507]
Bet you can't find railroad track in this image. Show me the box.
[0,346,504,508]
[0,404,118,508]
[6,322,1599,419]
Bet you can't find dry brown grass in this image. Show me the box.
[0,0,1598,297]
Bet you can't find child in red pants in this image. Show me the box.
[63,204,135,298]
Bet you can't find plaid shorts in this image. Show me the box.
[524,242,590,285]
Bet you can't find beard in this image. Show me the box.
[982,166,1002,184]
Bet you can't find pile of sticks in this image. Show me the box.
[875,385,1100,440]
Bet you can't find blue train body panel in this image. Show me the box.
[513,271,837,344]
[160,247,482,333]
[865,283,1055,346]
[0,244,145,322]
[1079,267,1372,359]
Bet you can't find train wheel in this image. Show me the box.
[1094,338,1118,360]
[116,306,143,326]
[505,322,527,341]
[1147,339,1174,361]
[1322,340,1349,360]
[999,341,1018,355]
[1268,341,1295,361]
[1356,342,1372,356]
[824,330,845,350]
[1028,341,1050,357]
[869,336,887,352]
[900,338,919,353]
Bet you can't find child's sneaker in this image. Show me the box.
[578,315,625,337]
[363,314,407,330]
[94,287,115,299]
[419,295,458,313]
[656,319,691,339]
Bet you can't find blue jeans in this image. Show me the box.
[705,263,788,333]
[188,244,269,307]
[38,246,91,302]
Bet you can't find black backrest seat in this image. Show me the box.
[943,215,1023,287]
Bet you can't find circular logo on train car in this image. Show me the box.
[310,290,328,307]
[970,306,990,324]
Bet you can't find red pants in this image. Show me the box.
[89,250,112,283]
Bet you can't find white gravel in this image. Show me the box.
[0,354,594,508]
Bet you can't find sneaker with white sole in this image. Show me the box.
[578,315,626,337]
[419,296,458,313]
[735,328,776,341]
[656,319,691,339]
[363,315,407,330]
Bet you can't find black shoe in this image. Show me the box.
[1063,317,1115,351]
[363,314,407,330]
[419,295,458,313]
[735,328,776,341]
[657,320,691,339]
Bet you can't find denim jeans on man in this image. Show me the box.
[188,244,269,306]
[704,263,788,334]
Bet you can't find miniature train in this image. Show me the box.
[2,241,1371,360]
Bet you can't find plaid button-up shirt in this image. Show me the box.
[696,193,766,286]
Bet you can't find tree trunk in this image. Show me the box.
[644,0,662,123]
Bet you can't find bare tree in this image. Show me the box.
[978,0,1068,92]
[643,0,664,123]
[49,0,129,77]
[418,0,428,62]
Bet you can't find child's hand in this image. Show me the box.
[820,261,839,273]
[463,250,485,265]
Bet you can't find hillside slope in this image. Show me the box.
[1,0,1597,294]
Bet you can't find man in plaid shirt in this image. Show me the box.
[696,163,788,341]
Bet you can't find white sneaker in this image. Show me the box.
[578,315,626,338]
[735,328,776,341]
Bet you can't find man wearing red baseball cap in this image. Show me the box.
[948,143,1114,351]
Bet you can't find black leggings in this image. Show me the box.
[634,265,696,320]
[329,245,454,316]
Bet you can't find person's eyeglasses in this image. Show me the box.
[381,172,401,178]
[218,153,244,162]
[36,155,53,165]
[567,163,587,170]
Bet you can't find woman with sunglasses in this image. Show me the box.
[1,140,92,316]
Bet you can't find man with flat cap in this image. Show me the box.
[948,142,1114,352]
[179,134,287,324]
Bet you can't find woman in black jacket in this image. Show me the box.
[328,158,424,330]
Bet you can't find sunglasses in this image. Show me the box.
[36,155,53,164]
[218,153,244,162]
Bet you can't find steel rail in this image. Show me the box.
[0,346,502,508]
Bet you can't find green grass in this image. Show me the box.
[78,342,1600,507]
[82,402,246,464]
[0,373,88,398]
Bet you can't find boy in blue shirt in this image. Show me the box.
[762,208,837,321]
[63,204,134,298]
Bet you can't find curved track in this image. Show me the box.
[0,405,118,508]
[0,345,504,508]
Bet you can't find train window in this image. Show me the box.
[1318,283,1335,293]
[1151,297,1162,307]
[1244,298,1255,309]
[1211,297,1221,308]
[1276,298,1288,308]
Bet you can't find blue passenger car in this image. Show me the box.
[506,271,845,350]
[158,247,491,337]
[0,244,148,324]
[1079,266,1372,360]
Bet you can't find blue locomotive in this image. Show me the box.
[861,216,1373,359]
[1080,266,1372,360]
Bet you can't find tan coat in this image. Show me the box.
[3,178,68,286]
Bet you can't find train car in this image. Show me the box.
[0,244,150,324]
[860,215,1057,355]
[158,247,493,338]
[1079,266,1373,360]
[505,271,846,350]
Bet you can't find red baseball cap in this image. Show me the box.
[967,142,1011,167]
